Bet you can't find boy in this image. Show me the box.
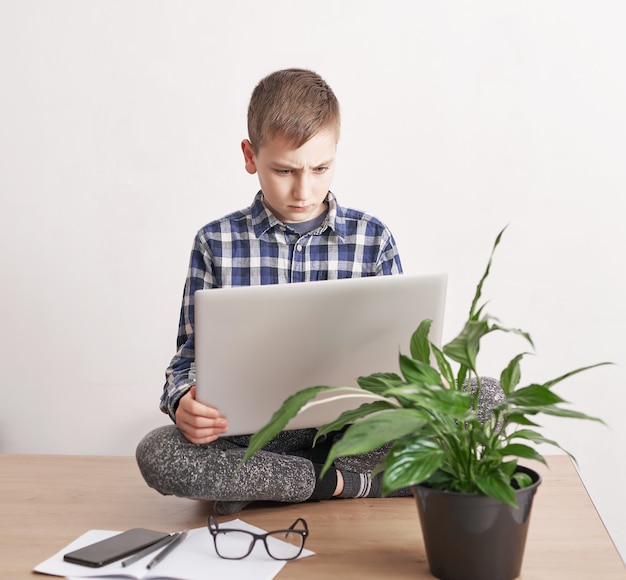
[135,69,407,515]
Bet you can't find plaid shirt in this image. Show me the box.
[160,191,403,419]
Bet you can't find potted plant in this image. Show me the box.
[243,227,610,580]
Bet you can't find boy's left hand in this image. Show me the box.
[175,386,228,445]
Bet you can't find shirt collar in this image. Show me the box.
[251,191,347,241]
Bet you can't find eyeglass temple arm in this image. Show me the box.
[288,518,309,535]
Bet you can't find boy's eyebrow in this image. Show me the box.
[315,157,335,167]
[273,157,335,169]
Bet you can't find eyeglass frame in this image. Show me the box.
[208,515,309,561]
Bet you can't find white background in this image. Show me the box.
[1,0,624,562]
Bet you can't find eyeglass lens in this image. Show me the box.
[214,528,305,560]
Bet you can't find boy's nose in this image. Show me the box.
[292,174,310,200]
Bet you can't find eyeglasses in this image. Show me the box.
[208,515,309,560]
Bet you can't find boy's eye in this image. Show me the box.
[274,167,328,175]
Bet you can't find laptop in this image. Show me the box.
[194,273,447,436]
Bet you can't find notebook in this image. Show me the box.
[194,273,447,436]
[34,520,313,580]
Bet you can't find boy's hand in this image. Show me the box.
[175,386,228,444]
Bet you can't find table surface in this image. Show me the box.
[1,454,624,579]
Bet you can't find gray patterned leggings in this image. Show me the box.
[136,377,503,504]
[135,425,386,503]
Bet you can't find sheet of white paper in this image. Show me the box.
[34,519,314,580]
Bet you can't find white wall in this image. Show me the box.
[1,0,624,561]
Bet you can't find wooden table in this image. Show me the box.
[1,454,623,579]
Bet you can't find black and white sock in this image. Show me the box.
[339,470,383,498]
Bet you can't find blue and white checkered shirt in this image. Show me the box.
[160,191,403,419]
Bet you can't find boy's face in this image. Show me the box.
[242,130,337,223]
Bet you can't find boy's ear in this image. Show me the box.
[241,139,257,175]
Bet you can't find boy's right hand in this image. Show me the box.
[175,386,228,445]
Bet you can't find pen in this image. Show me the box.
[146,530,188,570]
[121,533,177,567]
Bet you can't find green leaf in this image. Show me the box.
[242,386,336,463]
[474,471,517,507]
[431,343,455,389]
[443,318,491,371]
[456,365,469,391]
[357,372,403,394]
[508,384,566,407]
[469,226,507,319]
[382,439,445,495]
[525,406,605,423]
[383,383,472,419]
[500,353,528,395]
[399,355,443,386]
[491,323,535,350]
[508,428,572,457]
[322,410,428,473]
[500,443,546,464]
[512,471,533,490]
[410,319,432,364]
[423,387,473,418]
[510,428,560,448]
[425,467,458,490]
[500,459,518,478]
[541,362,614,390]
[314,401,397,440]
[505,413,540,427]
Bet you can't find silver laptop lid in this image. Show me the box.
[195,273,447,436]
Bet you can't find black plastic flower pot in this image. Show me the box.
[412,466,541,580]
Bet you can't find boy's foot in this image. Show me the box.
[213,500,252,515]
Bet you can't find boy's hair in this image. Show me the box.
[247,68,340,153]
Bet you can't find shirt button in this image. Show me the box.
[296,244,303,252]
[279,226,286,232]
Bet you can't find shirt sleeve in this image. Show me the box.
[376,226,403,276]
[160,231,216,421]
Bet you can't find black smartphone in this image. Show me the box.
[63,528,170,567]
